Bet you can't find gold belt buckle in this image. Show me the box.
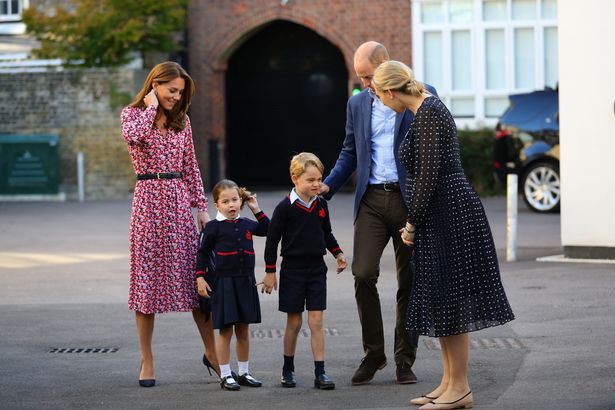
[157,172,161,180]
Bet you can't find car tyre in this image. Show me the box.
[522,161,560,213]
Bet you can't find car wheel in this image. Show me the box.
[522,161,560,213]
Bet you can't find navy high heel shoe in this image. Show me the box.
[139,363,155,388]
[202,354,219,377]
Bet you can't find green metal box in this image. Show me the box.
[0,134,59,195]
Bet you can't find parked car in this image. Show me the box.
[493,89,560,213]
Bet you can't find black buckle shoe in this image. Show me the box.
[396,362,417,384]
[314,373,335,390]
[351,356,387,385]
[220,375,240,391]
[281,370,296,388]
[238,373,262,387]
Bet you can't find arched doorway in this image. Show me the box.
[226,20,348,188]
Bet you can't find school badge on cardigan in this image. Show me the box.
[318,208,326,218]
[245,230,252,240]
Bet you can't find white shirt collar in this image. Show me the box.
[289,188,317,207]
[215,211,240,221]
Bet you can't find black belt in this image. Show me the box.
[369,182,400,192]
[137,172,182,180]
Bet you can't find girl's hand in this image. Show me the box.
[257,273,277,294]
[144,87,159,108]
[197,211,210,230]
[246,194,261,213]
[197,277,212,298]
[336,253,347,273]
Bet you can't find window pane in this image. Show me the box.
[11,0,19,14]
[544,27,558,88]
[512,0,536,20]
[483,0,507,21]
[485,29,505,90]
[450,98,475,117]
[423,32,443,89]
[1,1,8,15]
[514,28,534,88]
[542,0,557,19]
[450,0,473,23]
[485,97,509,117]
[422,2,445,23]
[452,30,472,90]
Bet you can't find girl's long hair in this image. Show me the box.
[130,61,195,131]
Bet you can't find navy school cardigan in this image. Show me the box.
[196,211,269,276]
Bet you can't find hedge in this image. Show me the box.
[457,128,504,196]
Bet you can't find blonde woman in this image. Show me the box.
[372,61,514,409]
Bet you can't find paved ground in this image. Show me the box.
[0,193,614,409]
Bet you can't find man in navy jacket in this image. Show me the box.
[320,41,437,386]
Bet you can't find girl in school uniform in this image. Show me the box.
[196,179,269,391]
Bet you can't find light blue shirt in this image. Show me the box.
[289,188,317,208]
[368,88,398,184]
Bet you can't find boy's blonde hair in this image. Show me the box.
[289,152,324,178]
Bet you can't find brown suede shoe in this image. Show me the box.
[396,362,417,384]
[351,356,387,385]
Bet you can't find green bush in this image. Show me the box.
[457,128,504,196]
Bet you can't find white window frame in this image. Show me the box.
[0,0,26,22]
[412,0,558,128]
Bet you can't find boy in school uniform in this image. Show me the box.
[260,152,347,390]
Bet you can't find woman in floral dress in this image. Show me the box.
[121,61,218,387]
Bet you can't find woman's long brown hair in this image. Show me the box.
[130,61,195,132]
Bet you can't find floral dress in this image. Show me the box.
[121,105,208,314]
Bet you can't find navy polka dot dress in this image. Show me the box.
[400,96,514,337]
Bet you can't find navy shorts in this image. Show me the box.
[279,264,327,313]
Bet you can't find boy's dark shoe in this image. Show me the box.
[220,376,240,391]
[281,370,296,388]
[395,362,417,384]
[314,373,335,390]
[351,356,387,385]
[238,373,262,387]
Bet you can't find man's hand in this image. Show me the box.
[317,183,330,196]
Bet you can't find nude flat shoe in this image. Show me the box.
[410,395,439,405]
[419,391,473,410]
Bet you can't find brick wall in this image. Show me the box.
[0,68,144,199]
[187,0,413,184]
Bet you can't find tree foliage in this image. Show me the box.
[23,0,189,67]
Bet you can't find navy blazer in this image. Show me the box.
[323,85,438,222]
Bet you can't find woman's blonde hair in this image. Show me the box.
[211,179,251,209]
[130,61,195,131]
[289,152,324,178]
[372,60,424,97]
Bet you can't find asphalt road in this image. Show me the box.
[0,193,613,409]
